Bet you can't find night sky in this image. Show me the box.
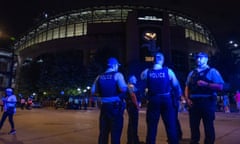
[0,0,239,48]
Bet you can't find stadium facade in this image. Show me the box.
[12,5,219,92]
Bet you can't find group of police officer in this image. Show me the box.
[91,51,225,144]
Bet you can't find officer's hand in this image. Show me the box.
[197,80,208,87]
[186,98,193,107]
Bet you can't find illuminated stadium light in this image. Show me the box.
[229,40,234,44]
[138,16,163,21]
[143,32,157,41]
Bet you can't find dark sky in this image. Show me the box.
[0,0,239,47]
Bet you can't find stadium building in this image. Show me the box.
[12,5,219,92]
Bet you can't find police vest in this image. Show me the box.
[189,68,213,95]
[147,67,170,96]
[97,71,120,97]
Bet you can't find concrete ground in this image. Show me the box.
[0,107,240,144]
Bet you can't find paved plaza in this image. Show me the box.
[0,107,240,144]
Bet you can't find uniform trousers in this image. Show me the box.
[146,95,178,144]
[189,97,216,144]
[98,102,124,144]
[126,102,140,144]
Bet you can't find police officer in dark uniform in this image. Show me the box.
[185,52,225,144]
[126,75,141,144]
[141,52,182,144]
[91,57,127,144]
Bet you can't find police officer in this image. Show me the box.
[91,57,127,144]
[0,88,17,135]
[126,75,141,144]
[141,52,182,144]
[184,52,225,144]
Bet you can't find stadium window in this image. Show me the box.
[75,23,82,36]
[67,24,74,37]
[60,26,66,38]
[83,22,87,35]
[38,33,43,42]
[47,29,53,41]
[53,28,59,39]
[187,29,195,40]
[42,32,47,42]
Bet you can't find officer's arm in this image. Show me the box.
[184,86,192,106]
[128,85,140,109]
[184,72,193,106]
[91,76,100,97]
[168,69,182,95]
[197,80,223,91]
[116,73,128,93]
[197,68,225,91]
[140,69,148,80]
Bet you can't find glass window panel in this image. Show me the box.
[38,33,43,43]
[47,29,53,41]
[60,26,66,38]
[199,34,203,43]
[195,33,200,42]
[75,23,83,36]
[30,38,33,46]
[42,32,47,42]
[67,24,74,37]
[189,30,195,41]
[83,23,87,35]
[53,28,59,39]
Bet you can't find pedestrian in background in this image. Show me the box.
[91,57,127,144]
[20,96,26,110]
[235,90,240,113]
[26,96,33,110]
[0,88,17,135]
[222,93,230,113]
[141,52,182,144]
[184,52,225,144]
[126,75,141,144]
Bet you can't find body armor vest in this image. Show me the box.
[147,67,170,96]
[97,71,119,97]
[189,68,213,95]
